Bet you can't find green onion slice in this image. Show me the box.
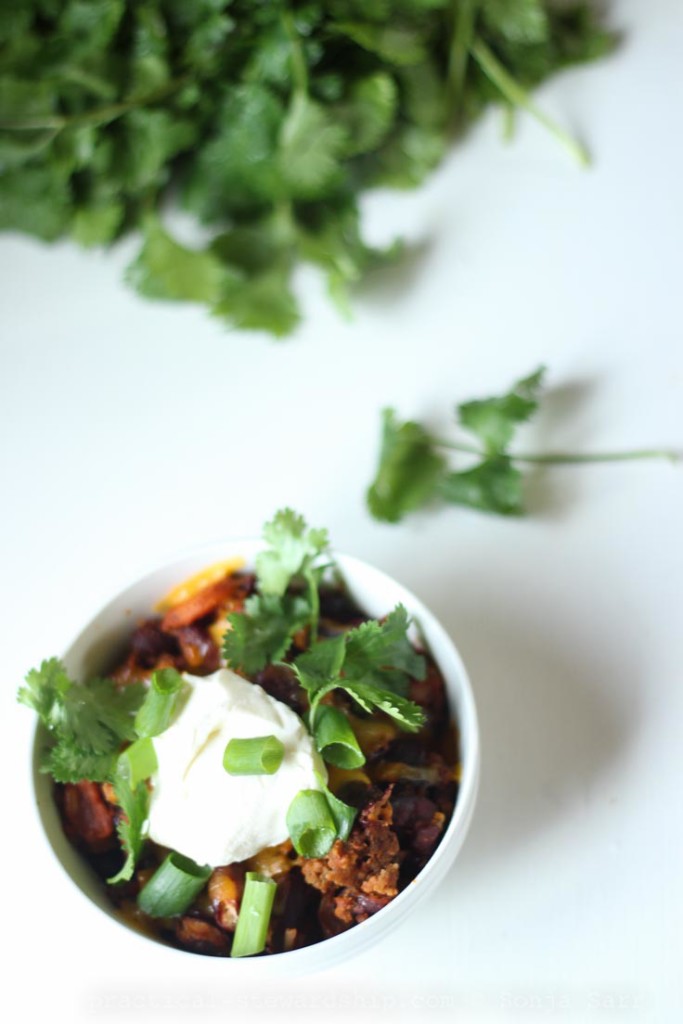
[286,789,337,858]
[322,785,357,842]
[313,706,365,769]
[314,770,357,841]
[223,734,285,775]
[117,736,157,788]
[134,667,185,738]
[230,872,277,958]
[137,852,212,918]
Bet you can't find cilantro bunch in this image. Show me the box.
[367,367,678,522]
[0,1,614,336]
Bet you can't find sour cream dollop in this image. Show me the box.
[147,668,324,866]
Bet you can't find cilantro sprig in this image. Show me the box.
[256,508,330,615]
[367,367,679,522]
[0,2,615,336]
[107,772,151,886]
[20,660,185,884]
[18,658,145,783]
[223,508,331,673]
[292,606,427,734]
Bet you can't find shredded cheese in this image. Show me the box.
[155,558,245,612]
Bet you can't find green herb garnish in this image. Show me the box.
[230,872,278,958]
[318,780,357,844]
[292,610,427,733]
[108,766,151,885]
[256,508,330,640]
[287,777,358,857]
[286,789,338,859]
[367,367,679,522]
[18,657,157,884]
[223,735,285,776]
[18,657,145,783]
[223,508,331,673]
[223,592,312,676]
[0,2,615,336]
[223,511,427,732]
[117,736,158,789]
[137,852,212,918]
[312,707,365,771]
[134,667,185,738]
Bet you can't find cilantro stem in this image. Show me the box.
[0,77,190,132]
[470,37,591,167]
[447,0,480,117]
[436,440,680,465]
[282,10,309,97]
[306,570,320,646]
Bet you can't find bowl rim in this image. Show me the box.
[31,537,480,973]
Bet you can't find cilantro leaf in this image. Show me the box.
[19,658,145,768]
[108,770,150,885]
[333,22,429,67]
[439,457,524,515]
[291,635,347,703]
[256,508,330,598]
[42,744,117,785]
[126,217,238,306]
[482,0,549,45]
[337,680,426,733]
[299,199,401,317]
[0,164,71,241]
[344,605,426,695]
[278,94,348,200]
[71,677,147,750]
[290,607,426,733]
[457,367,546,455]
[223,593,312,676]
[18,657,70,721]
[335,72,398,157]
[370,124,447,189]
[71,200,124,247]
[213,264,300,338]
[366,408,448,523]
[224,510,333,673]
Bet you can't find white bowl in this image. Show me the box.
[32,540,480,974]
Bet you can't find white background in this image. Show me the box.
[2,0,682,1021]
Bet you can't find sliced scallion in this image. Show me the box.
[313,770,357,842]
[137,852,212,918]
[230,872,277,958]
[286,789,337,858]
[313,706,365,770]
[117,736,157,788]
[223,734,285,775]
[134,667,185,738]
[322,785,357,842]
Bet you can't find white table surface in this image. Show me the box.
[2,1,682,1021]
